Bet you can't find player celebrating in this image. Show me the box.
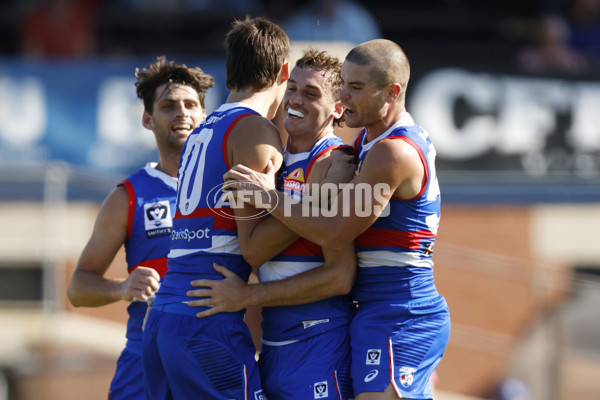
[225,39,451,400]
[141,17,292,399]
[67,56,214,400]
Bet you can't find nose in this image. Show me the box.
[175,101,188,116]
[339,85,350,100]
[287,90,302,107]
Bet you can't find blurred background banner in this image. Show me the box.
[0,58,226,175]
[1,57,599,203]
[411,68,600,177]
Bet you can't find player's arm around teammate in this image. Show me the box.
[188,146,357,316]
[222,134,422,250]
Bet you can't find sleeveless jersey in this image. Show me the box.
[352,113,441,303]
[118,163,176,353]
[259,135,354,342]
[153,103,259,316]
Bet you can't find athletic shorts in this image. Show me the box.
[350,295,450,399]
[108,348,144,400]
[259,325,353,400]
[142,307,265,400]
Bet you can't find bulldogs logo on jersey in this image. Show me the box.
[254,389,267,400]
[366,349,381,365]
[399,367,417,388]
[314,381,328,399]
[144,200,173,238]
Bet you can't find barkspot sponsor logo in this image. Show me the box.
[170,227,211,242]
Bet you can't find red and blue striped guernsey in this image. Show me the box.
[352,113,441,303]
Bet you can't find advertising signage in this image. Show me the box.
[0,57,226,175]
[0,57,598,203]
[410,67,600,178]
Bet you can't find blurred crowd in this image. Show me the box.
[514,0,600,74]
[2,0,600,74]
[3,0,382,59]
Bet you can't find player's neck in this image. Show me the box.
[365,108,406,142]
[227,88,279,119]
[286,128,333,154]
[155,155,180,178]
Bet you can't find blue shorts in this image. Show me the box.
[259,326,353,400]
[108,348,144,400]
[142,306,265,400]
[350,295,450,399]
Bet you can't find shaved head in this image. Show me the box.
[345,39,410,100]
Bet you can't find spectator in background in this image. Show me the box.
[517,14,589,74]
[282,0,382,44]
[565,0,600,67]
[19,0,102,58]
[104,0,259,14]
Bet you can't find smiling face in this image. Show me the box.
[142,82,206,156]
[283,66,343,141]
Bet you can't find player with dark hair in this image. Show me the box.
[141,17,292,399]
[225,39,451,400]
[189,48,357,399]
[67,55,214,400]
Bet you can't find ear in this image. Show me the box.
[279,61,290,85]
[332,100,344,120]
[142,110,153,131]
[388,82,402,102]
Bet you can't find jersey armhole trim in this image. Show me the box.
[118,180,135,240]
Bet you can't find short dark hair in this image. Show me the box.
[225,17,291,91]
[135,56,215,113]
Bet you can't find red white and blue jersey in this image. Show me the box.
[118,163,176,354]
[259,135,354,343]
[352,113,441,303]
[153,103,259,316]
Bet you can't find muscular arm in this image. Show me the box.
[317,148,356,187]
[189,241,355,315]
[249,241,356,306]
[188,147,358,316]
[227,115,299,268]
[225,138,425,249]
[67,186,160,307]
